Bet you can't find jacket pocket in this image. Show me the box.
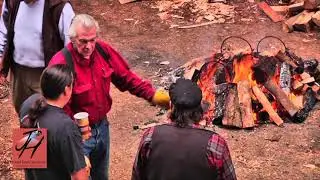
[73,83,94,107]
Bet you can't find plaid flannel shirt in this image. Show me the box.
[132,124,237,180]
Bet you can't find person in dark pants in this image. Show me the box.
[132,78,237,180]
[19,64,89,180]
[0,0,75,113]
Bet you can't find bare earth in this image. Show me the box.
[0,0,320,180]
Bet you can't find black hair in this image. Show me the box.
[27,64,73,125]
[169,105,203,128]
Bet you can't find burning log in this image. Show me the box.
[293,79,304,90]
[279,62,291,93]
[275,51,304,74]
[213,83,242,128]
[253,55,300,117]
[237,80,255,128]
[257,111,270,122]
[300,72,311,79]
[301,77,315,84]
[292,88,317,123]
[264,79,300,117]
[289,94,304,109]
[252,86,284,126]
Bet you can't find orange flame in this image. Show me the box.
[198,62,218,122]
[232,55,257,87]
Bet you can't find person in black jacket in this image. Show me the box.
[132,78,237,180]
[19,64,89,180]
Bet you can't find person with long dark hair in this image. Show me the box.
[132,78,237,180]
[19,64,89,180]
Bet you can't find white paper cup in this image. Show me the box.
[74,112,90,140]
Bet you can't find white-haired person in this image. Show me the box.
[49,14,170,180]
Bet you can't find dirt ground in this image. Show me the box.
[0,0,320,179]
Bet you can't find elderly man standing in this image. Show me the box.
[0,0,75,112]
[49,14,170,180]
[132,78,237,180]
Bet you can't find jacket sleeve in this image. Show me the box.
[103,43,156,101]
[0,1,8,56]
[132,127,154,180]
[58,2,75,45]
[207,135,237,180]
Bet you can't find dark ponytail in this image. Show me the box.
[20,64,73,128]
[28,96,48,125]
[20,94,48,128]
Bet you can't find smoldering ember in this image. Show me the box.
[163,36,320,129]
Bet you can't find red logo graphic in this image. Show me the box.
[12,128,47,168]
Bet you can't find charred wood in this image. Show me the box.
[258,111,270,123]
[252,99,263,113]
[275,51,304,74]
[237,80,255,128]
[292,88,317,123]
[212,83,233,124]
[264,79,299,117]
[280,62,291,93]
[252,86,284,126]
[222,84,242,128]
[213,83,242,128]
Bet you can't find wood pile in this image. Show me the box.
[259,0,320,32]
[169,47,319,128]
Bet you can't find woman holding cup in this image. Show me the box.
[19,64,90,180]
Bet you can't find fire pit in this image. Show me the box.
[167,36,319,128]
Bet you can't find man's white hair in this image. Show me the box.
[69,14,100,38]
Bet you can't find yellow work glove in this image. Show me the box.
[152,89,170,108]
[84,156,91,176]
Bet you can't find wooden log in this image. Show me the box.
[288,2,304,15]
[312,11,320,27]
[252,86,284,126]
[300,72,311,79]
[214,83,242,128]
[118,0,137,4]
[293,79,304,90]
[264,79,299,116]
[292,11,315,32]
[213,83,233,123]
[303,0,320,10]
[275,51,299,68]
[222,84,242,128]
[301,77,315,84]
[271,5,289,15]
[237,80,255,128]
[258,2,284,22]
[289,94,304,109]
[275,51,305,74]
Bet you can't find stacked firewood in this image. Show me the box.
[168,48,319,128]
[267,0,320,32]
